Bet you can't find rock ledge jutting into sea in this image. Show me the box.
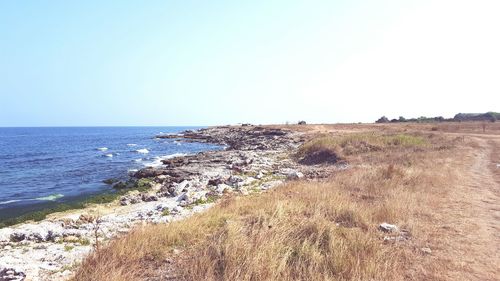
[0,125,335,281]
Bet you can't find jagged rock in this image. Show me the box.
[168,180,190,196]
[227,175,244,187]
[9,233,25,243]
[9,223,64,243]
[177,192,192,203]
[141,194,159,202]
[208,177,225,186]
[0,267,26,281]
[120,194,142,206]
[133,168,168,178]
[77,214,95,224]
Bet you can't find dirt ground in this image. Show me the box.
[427,134,500,281]
[305,123,500,280]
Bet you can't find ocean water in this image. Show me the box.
[0,127,220,219]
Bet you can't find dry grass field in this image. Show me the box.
[73,122,500,281]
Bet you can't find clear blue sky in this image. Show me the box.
[1,0,498,126]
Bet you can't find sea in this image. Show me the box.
[0,127,221,220]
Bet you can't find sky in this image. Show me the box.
[0,0,499,126]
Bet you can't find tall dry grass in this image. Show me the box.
[73,132,460,281]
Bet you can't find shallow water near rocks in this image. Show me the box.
[0,127,221,220]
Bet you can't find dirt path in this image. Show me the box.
[427,135,500,280]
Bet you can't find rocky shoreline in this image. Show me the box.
[0,126,311,281]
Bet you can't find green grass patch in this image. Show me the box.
[192,194,218,206]
[297,133,428,159]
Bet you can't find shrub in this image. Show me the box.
[375,116,389,123]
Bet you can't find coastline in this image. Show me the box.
[0,125,308,281]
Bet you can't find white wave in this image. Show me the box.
[127,144,138,147]
[0,199,23,205]
[36,194,64,201]
[134,158,143,162]
[144,153,187,168]
[104,153,113,158]
[136,148,149,154]
[97,147,108,151]
[0,194,64,205]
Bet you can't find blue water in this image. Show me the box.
[0,127,220,218]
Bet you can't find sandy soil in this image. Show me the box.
[429,135,500,280]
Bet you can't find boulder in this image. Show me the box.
[120,194,142,206]
[216,184,232,194]
[9,232,25,243]
[208,177,225,186]
[287,171,304,180]
[9,222,64,242]
[168,180,190,196]
[379,222,399,233]
[77,214,95,224]
[0,268,26,281]
[141,194,159,202]
[227,175,244,187]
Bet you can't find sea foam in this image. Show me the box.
[36,194,64,201]
[145,153,187,168]
[0,199,23,205]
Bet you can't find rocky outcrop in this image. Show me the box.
[156,126,304,151]
[0,126,308,281]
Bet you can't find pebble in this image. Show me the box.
[420,247,432,254]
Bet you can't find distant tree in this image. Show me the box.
[298,121,307,125]
[434,116,445,122]
[390,119,398,123]
[376,116,389,123]
[417,116,428,123]
[398,116,406,122]
[485,112,497,122]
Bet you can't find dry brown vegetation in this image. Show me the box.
[72,125,499,281]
